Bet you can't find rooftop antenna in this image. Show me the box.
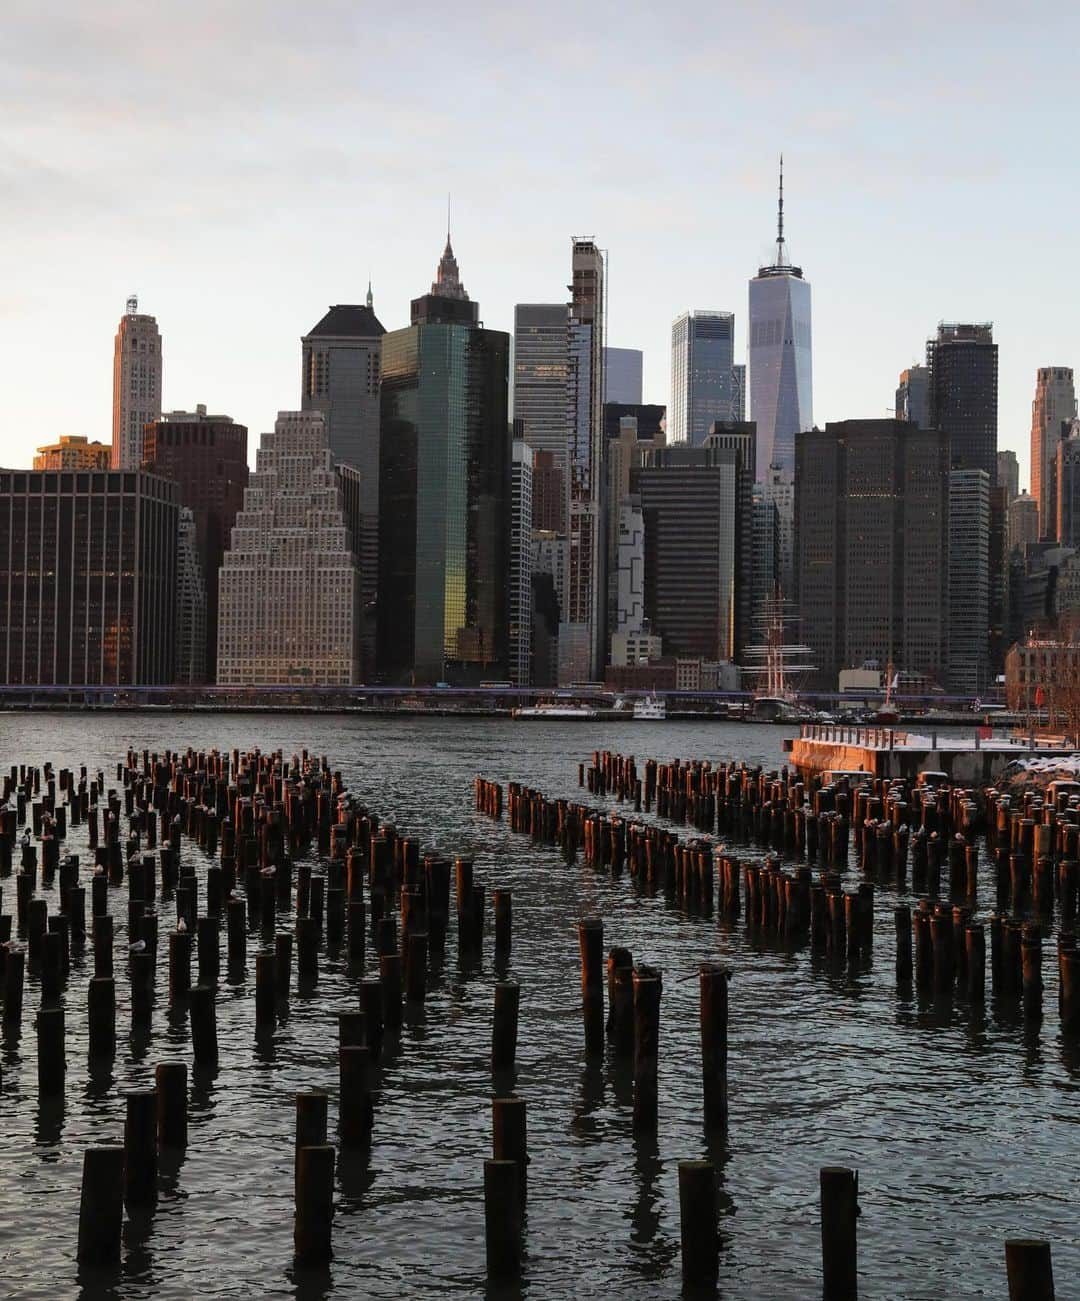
[446,192,452,249]
[775,155,787,265]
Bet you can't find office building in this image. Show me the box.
[112,297,162,470]
[217,412,357,686]
[531,450,565,533]
[0,467,178,685]
[670,311,736,445]
[604,347,643,404]
[748,161,812,479]
[926,323,998,480]
[605,412,666,653]
[636,425,755,662]
[1030,367,1077,538]
[1057,425,1080,547]
[509,440,533,686]
[378,241,510,684]
[301,292,385,677]
[794,420,949,690]
[997,449,1020,503]
[513,303,568,532]
[895,364,930,428]
[563,238,606,682]
[948,469,991,694]
[176,507,207,685]
[614,498,646,637]
[603,402,665,443]
[33,436,111,471]
[143,405,248,682]
[1009,492,1040,551]
[762,463,795,598]
[732,364,746,422]
[751,485,779,623]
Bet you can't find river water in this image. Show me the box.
[0,712,1077,1300]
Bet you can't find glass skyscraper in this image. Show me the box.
[378,239,510,685]
[748,162,812,480]
[669,311,735,445]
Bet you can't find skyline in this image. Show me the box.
[4,2,1079,481]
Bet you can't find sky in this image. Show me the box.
[3,0,1078,483]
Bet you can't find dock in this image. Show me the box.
[786,723,1076,785]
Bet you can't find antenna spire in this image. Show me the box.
[778,154,784,246]
[446,192,452,250]
[366,275,373,310]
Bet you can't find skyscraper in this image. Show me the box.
[563,238,606,682]
[669,311,735,445]
[1030,366,1076,538]
[509,440,534,686]
[895,365,930,427]
[1057,423,1080,548]
[0,467,178,685]
[513,303,569,532]
[378,239,510,684]
[143,405,249,682]
[997,449,1020,503]
[732,364,747,422]
[176,507,207,685]
[217,412,358,686]
[948,468,991,694]
[301,292,385,676]
[111,296,162,470]
[636,425,756,662]
[762,463,795,599]
[1009,492,1040,551]
[748,160,812,480]
[926,322,998,480]
[604,347,643,404]
[605,412,665,659]
[794,420,950,689]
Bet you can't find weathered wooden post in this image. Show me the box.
[578,917,604,1058]
[1004,1239,1055,1300]
[294,1145,335,1265]
[483,1159,520,1279]
[820,1166,859,1300]
[678,1159,718,1287]
[632,965,661,1131]
[700,961,730,1130]
[77,1147,125,1265]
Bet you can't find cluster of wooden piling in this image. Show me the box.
[1,747,522,1273]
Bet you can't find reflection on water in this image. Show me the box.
[0,711,1078,1298]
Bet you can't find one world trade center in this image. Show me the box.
[749,159,812,481]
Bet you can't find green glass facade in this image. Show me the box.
[378,321,510,684]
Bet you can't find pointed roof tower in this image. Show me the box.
[758,154,803,280]
[411,207,479,325]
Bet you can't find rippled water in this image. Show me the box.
[0,711,1077,1300]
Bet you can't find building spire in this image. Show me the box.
[446,192,452,250]
[366,275,373,310]
[775,154,788,266]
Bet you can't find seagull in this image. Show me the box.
[93,865,105,876]
[129,940,146,953]
[260,866,276,877]
[176,917,187,933]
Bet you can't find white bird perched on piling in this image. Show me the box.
[129,940,146,953]
[176,917,187,933]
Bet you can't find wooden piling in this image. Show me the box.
[678,1159,718,1287]
[124,1089,158,1208]
[189,984,218,1066]
[338,1045,373,1146]
[700,961,730,1130]
[36,1005,65,1094]
[155,1062,188,1149]
[1004,1239,1055,1300]
[820,1165,859,1300]
[77,1147,125,1265]
[294,1144,335,1265]
[87,976,116,1060]
[492,980,520,1072]
[578,917,604,1057]
[632,966,661,1131]
[483,1158,520,1279]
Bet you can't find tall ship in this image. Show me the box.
[742,593,816,721]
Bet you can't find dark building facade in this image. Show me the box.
[603,402,666,443]
[377,242,510,685]
[795,419,950,689]
[143,406,248,681]
[926,323,998,481]
[635,424,755,662]
[1057,429,1080,547]
[301,298,385,678]
[0,468,178,685]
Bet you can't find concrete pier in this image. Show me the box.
[787,725,1075,785]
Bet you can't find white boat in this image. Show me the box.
[633,695,667,721]
[512,701,598,719]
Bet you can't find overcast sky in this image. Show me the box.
[3,0,1077,482]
